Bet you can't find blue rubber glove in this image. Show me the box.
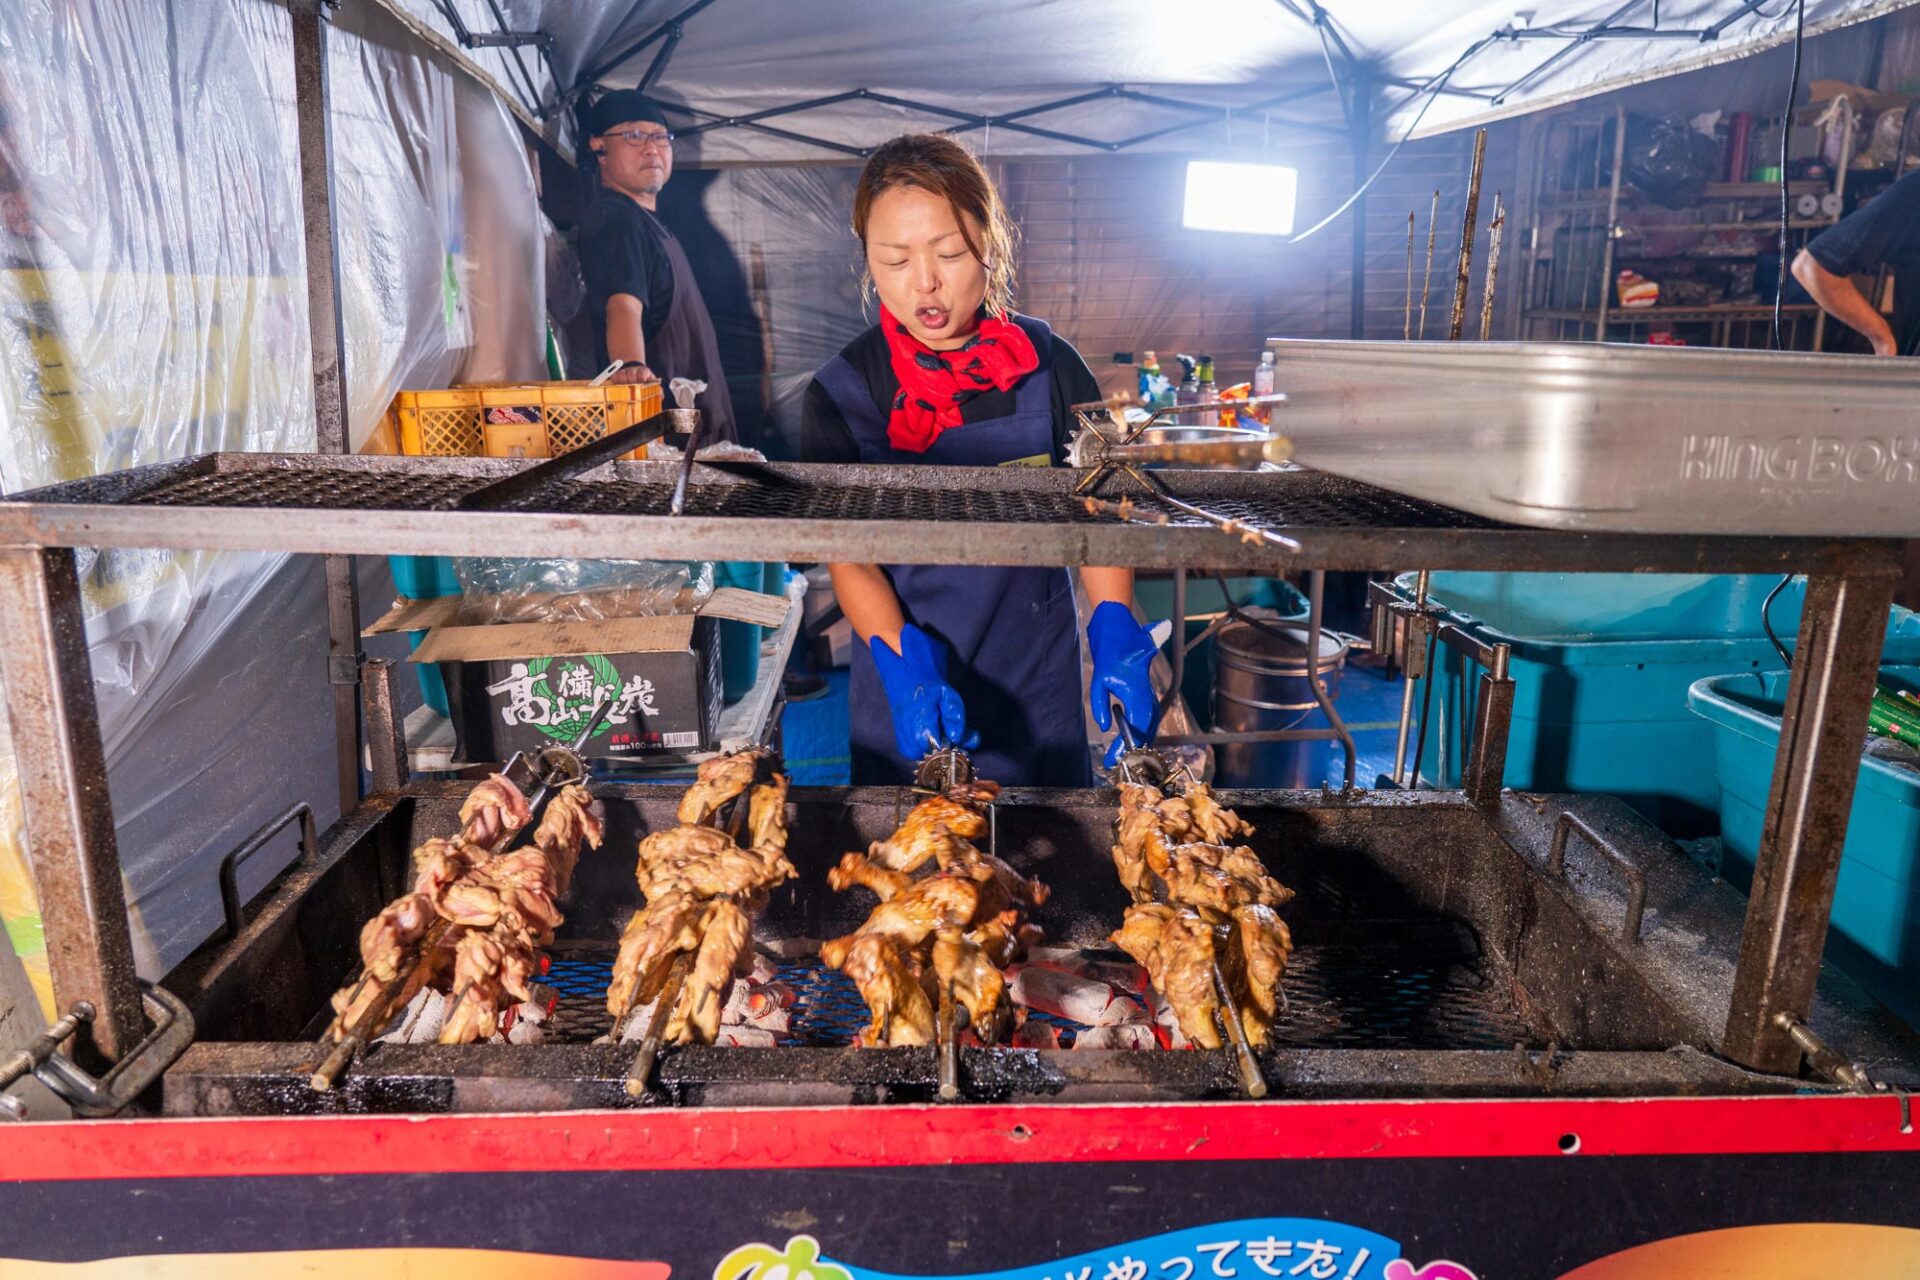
[1088,600,1166,768]
[870,624,980,760]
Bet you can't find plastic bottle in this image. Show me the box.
[1172,355,1199,423]
[1252,351,1275,399]
[1136,350,1171,407]
[1196,355,1216,403]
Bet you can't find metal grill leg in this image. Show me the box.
[0,547,142,1060]
[1723,571,1896,1074]
[363,657,409,794]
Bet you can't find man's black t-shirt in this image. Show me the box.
[800,324,1103,464]
[579,188,676,367]
[1805,169,1920,356]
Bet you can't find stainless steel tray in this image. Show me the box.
[1268,339,1920,537]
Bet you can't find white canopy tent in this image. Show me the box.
[390,0,1911,162]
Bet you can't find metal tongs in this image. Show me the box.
[441,407,698,513]
[309,699,613,1093]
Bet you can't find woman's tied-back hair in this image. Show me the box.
[852,133,1018,317]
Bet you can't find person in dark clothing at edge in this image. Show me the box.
[1792,167,1920,606]
[800,133,1164,787]
[580,89,736,441]
[1792,168,1920,358]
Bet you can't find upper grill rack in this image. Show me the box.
[112,460,1491,532]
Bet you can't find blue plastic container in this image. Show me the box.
[714,561,767,704]
[388,555,461,716]
[1689,667,1920,1027]
[1405,573,1920,836]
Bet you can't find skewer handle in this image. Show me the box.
[309,1033,362,1093]
[936,980,960,1102]
[624,953,692,1100]
[1211,960,1269,1100]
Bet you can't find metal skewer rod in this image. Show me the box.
[1211,957,1268,1099]
[1404,211,1416,341]
[1448,130,1488,341]
[936,978,961,1102]
[1418,189,1439,339]
[1391,570,1431,786]
[1123,466,1305,557]
[624,951,693,1100]
[1479,193,1505,342]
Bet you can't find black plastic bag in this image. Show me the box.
[1621,112,1721,209]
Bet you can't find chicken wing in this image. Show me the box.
[747,773,791,854]
[1185,785,1254,845]
[676,749,765,826]
[1111,902,1176,968]
[668,899,752,1044]
[459,772,532,849]
[1229,903,1292,1042]
[1152,909,1226,1050]
[533,783,605,896]
[357,892,437,983]
[829,851,914,901]
[636,823,795,901]
[608,889,707,1017]
[841,933,934,1047]
[821,873,984,967]
[867,785,995,873]
[933,926,1011,1043]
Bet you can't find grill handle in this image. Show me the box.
[218,803,318,940]
[1546,811,1648,945]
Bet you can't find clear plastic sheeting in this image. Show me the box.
[454,557,714,624]
[0,0,548,994]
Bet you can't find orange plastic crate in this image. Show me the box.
[387,380,665,460]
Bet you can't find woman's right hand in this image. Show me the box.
[869,625,979,759]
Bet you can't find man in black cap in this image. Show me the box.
[580,89,736,441]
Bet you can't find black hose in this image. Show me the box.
[1762,573,1794,668]
[1772,0,1807,351]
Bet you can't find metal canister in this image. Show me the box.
[1212,615,1348,789]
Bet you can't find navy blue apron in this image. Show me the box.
[814,315,1090,788]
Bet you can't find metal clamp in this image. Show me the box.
[2,982,195,1120]
[1546,812,1648,945]
[219,803,318,940]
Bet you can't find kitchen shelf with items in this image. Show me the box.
[1519,94,1888,350]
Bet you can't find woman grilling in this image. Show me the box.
[801,133,1163,787]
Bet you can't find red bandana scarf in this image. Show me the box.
[879,306,1040,453]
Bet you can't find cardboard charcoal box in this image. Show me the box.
[369,587,788,762]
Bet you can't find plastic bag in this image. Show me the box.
[1622,112,1721,209]
[453,557,714,625]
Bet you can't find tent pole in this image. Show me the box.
[291,0,364,820]
[1349,75,1372,340]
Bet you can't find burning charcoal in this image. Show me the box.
[1009,965,1134,1026]
[1011,1020,1061,1050]
[1072,1022,1160,1050]
[716,1025,778,1048]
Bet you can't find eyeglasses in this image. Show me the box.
[602,127,675,149]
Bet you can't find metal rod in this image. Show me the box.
[1122,467,1305,557]
[1418,190,1439,338]
[310,919,453,1093]
[1391,570,1430,786]
[1449,129,1488,340]
[0,547,142,1061]
[1724,571,1897,1073]
[670,411,707,516]
[625,951,692,1099]
[363,658,409,794]
[1166,569,1189,730]
[1479,192,1506,341]
[936,979,960,1102]
[0,1002,92,1096]
[1404,212,1416,340]
[1211,959,1268,1099]
[1306,570,1357,788]
[291,0,363,822]
[1774,1012,1873,1090]
[449,409,695,511]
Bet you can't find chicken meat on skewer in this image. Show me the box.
[459,773,532,849]
[666,899,753,1044]
[676,749,767,826]
[933,926,1013,1042]
[534,783,605,896]
[608,889,708,1018]
[841,932,934,1047]
[866,782,1000,873]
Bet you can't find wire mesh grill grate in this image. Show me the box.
[123,463,1495,532]
[534,936,1530,1052]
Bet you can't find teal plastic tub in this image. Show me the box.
[388,555,461,716]
[1133,577,1310,722]
[714,561,769,704]
[1405,573,1920,836]
[1689,667,1920,1027]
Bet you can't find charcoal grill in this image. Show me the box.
[150,781,1920,1115]
[0,449,1910,1111]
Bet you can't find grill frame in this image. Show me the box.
[156,783,1920,1115]
[0,451,1904,576]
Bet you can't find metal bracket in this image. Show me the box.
[1772,1012,1874,1091]
[218,803,318,940]
[1547,812,1648,945]
[1,983,195,1120]
[328,652,364,685]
